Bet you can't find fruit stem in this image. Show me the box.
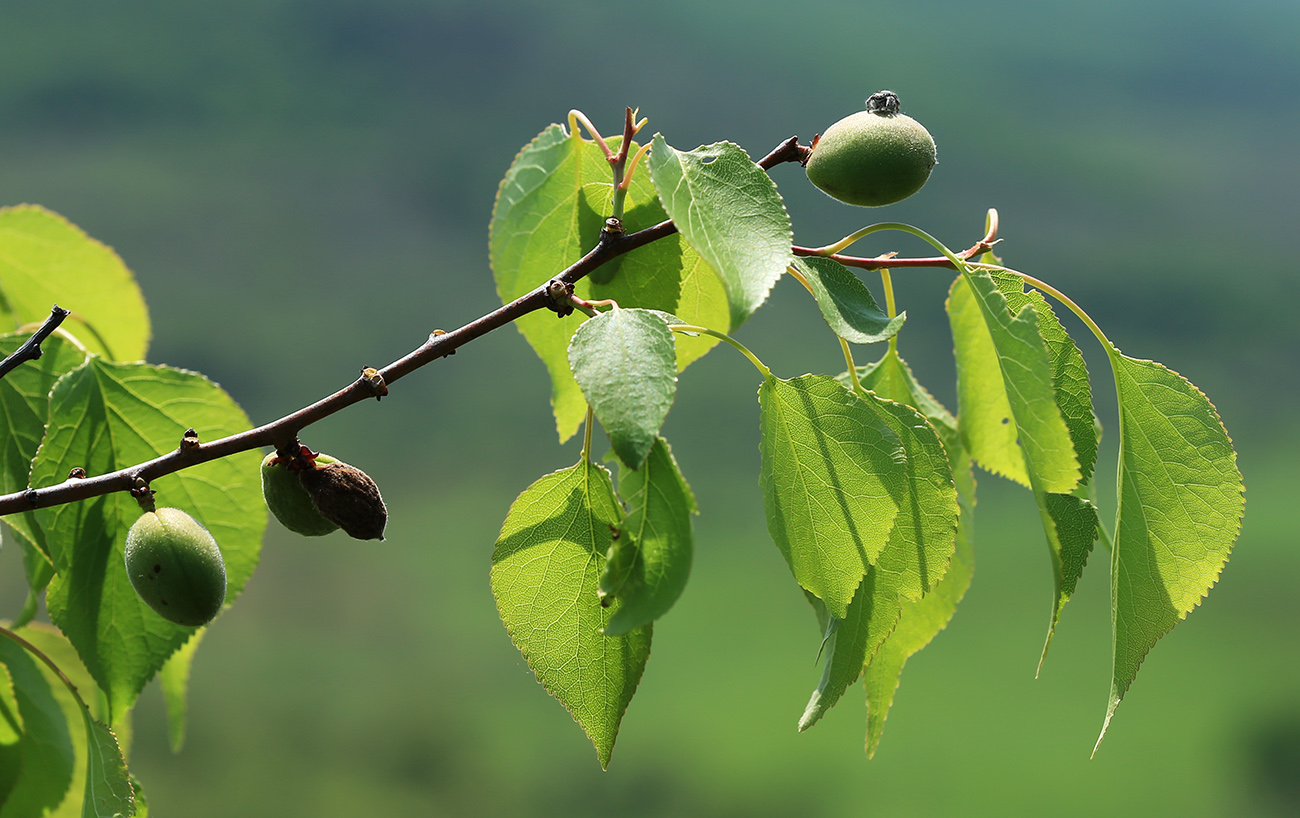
[667,324,770,379]
[839,338,863,394]
[879,268,898,355]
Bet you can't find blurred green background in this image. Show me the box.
[2,0,1298,815]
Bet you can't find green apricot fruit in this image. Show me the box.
[805,90,936,207]
[262,451,341,536]
[124,507,227,627]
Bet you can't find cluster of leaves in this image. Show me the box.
[1,205,266,815]
[487,112,1244,766]
[0,101,1246,815]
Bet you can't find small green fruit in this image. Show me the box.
[805,90,936,207]
[262,451,341,536]
[124,507,227,627]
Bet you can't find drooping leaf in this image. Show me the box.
[601,438,696,636]
[159,628,204,753]
[948,268,1095,660]
[0,332,89,592]
[1035,491,1099,673]
[490,125,725,442]
[0,635,76,817]
[647,136,792,328]
[791,256,905,345]
[864,473,975,757]
[490,460,651,769]
[31,359,265,719]
[568,308,677,469]
[759,374,905,618]
[0,206,150,362]
[839,350,977,755]
[947,269,1080,492]
[1094,353,1243,754]
[798,367,958,730]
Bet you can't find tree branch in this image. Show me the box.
[0,305,71,380]
[0,138,989,518]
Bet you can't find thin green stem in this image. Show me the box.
[668,325,770,378]
[879,267,898,355]
[1010,269,1114,351]
[839,338,863,394]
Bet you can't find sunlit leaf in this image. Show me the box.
[0,332,88,593]
[568,308,677,469]
[601,438,696,635]
[1094,353,1243,754]
[0,634,76,816]
[647,136,792,328]
[759,374,905,618]
[490,460,651,768]
[31,359,265,719]
[799,360,958,730]
[947,269,1080,492]
[0,206,150,362]
[490,125,724,442]
[791,256,904,345]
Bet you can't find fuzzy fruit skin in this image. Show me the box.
[806,110,936,207]
[262,452,341,536]
[124,507,227,627]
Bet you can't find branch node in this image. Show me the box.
[129,477,157,513]
[68,468,86,479]
[180,428,201,452]
[545,279,576,317]
[359,367,389,400]
[601,217,624,239]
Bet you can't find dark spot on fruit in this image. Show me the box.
[1002,417,1010,425]
[154,564,162,572]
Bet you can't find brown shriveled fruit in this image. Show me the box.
[298,460,388,541]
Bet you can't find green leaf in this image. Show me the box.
[0,206,150,362]
[490,460,651,769]
[79,707,134,818]
[1094,353,1243,754]
[0,333,90,589]
[947,269,1080,492]
[864,476,975,757]
[798,367,958,730]
[601,438,696,636]
[568,308,677,469]
[1035,491,1099,673]
[0,635,76,817]
[759,374,906,618]
[159,629,203,753]
[993,271,1099,484]
[647,136,793,328]
[31,359,265,719]
[11,625,100,818]
[0,662,22,806]
[948,268,1096,661]
[791,256,905,344]
[839,350,976,755]
[490,125,724,442]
